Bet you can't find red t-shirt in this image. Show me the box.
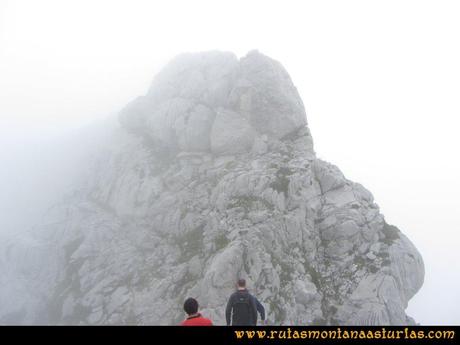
[181,313,213,326]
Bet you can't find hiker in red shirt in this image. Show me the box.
[180,297,213,326]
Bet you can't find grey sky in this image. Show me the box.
[1,0,459,324]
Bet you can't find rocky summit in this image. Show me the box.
[0,50,424,325]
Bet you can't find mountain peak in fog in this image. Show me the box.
[119,50,309,156]
[1,51,424,325]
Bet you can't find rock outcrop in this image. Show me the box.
[0,50,424,325]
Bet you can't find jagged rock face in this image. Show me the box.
[0,51,424,325]
[119,50,307,156]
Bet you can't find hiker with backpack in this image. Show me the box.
[225,279,266,325]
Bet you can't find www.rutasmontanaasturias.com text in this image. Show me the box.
[233,327,456,340]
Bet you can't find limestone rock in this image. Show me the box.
[0,51,423,326]
[118,50,310,156]
[230,50,307,138]
[210,109,255,155]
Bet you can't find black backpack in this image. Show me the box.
[232,292,253,325]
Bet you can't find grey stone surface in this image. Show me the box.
[210,109,256,155]
[230,50,307,138]
[0,51,424,325]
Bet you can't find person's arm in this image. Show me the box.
[225,295,233,326]
[255,298,265,321]
[250,295,258,325]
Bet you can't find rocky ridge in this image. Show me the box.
[0,50,424,325]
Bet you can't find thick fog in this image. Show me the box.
[1,0,459,324]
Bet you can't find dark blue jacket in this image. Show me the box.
[225,289,265,325]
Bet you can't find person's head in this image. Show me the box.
[237,278,246,289]
[183,297,199,316]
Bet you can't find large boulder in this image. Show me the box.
[229,50,307,138]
